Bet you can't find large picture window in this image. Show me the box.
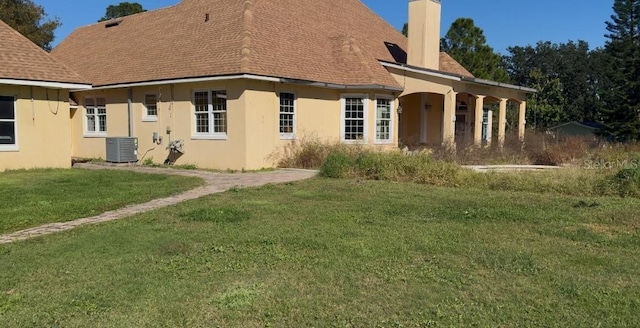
[0,96,16,150]
[341,95,367,142]
[85,97,107,135]
[279,92,296,139]
[375,96,393,143]
[193,90,227,138]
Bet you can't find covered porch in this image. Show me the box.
[383,62,536,148]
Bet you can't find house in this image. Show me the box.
[50,0,535,170]
[548,121,604,139]
[0,20,91,172]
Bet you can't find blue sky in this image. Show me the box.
[39,0,614,53]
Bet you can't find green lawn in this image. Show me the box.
[0,169,203,234]
[1,178,639,327]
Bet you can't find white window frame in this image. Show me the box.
[278,92,296,140]
[191,89,228,140]
[340,94,369,143]
[83,96,107,138]
[374,95,394,144]
[142,93,158,122]
[0,95,18,152]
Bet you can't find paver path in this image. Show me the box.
[0,163,317,245]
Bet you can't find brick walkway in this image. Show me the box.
[0,164,317,245]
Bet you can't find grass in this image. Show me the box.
[0,168,203,234]
[319,147,640,198]
[1,178,639,326]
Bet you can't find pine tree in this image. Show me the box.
[440,18,509,83]
[0,0,60,51]
[601,0,640,141]
[99,2,146,22]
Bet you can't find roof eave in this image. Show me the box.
[0,78,92,90]
[83,74,403,92]
[379,61,538,94]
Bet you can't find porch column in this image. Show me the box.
[486,110,493,146]
[473,95,485,147]
[518,101,527,141]
[442,90,457,146]
[498,98,507,148]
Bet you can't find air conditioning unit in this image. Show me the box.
[106,137,138,163]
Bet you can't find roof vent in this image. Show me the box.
[105,19,123,28]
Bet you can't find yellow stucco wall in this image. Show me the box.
[71,80,399,170]
[72,80,249,169]
[70,89,129,159]
[0,85,71,171]
[427,93,444,144]
[246,82,399,169]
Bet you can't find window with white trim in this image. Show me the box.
[342,95,367,141]
[144,94,158,120]
[193,90,227,137]
[85,97,107,134]
[0,96,16,149]
[375,97,393,143]
[279,92,295,139]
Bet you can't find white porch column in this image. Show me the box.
[518,101,527,142]
[442,90,457,146]
[486,110,493,146]
[498,98,507,148]
[474,95,485,147]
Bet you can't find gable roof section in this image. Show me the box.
[439,53,474,78]
[52,0,472,89]
[0,19,90,88]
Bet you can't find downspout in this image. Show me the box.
[127,87,133,137]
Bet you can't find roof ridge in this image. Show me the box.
[348,37,377,83]
[61,3,179,35]
[240,0,254,72]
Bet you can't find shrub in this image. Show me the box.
[610,165,640,198]
[277,137,346,169]
[320,151,355,178]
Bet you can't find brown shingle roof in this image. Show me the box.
[439,52,474,78]
[0,19,89,85]
[52,0,472,88]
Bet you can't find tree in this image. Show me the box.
[401,23,408,37]
[440,18,509,82]
[600,0,640,141]
[99,2,146,22]
[0,0,60,51]
[505,41,605,124]
[526,69,567,130]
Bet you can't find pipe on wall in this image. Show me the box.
[127,87,133,137]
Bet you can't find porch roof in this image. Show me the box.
[380,61,537,94]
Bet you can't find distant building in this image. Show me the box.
[548,122,604,139]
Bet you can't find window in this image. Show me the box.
[85,97,107,135]
[375,96,393,143]
[279,92,295,139]
[193,90,227,138]
[341,95,367,142]
[144,94,158,121]
[0,96,16,150]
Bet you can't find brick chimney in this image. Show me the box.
[407,0,441,70]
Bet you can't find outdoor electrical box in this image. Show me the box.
[106,137,138,163]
